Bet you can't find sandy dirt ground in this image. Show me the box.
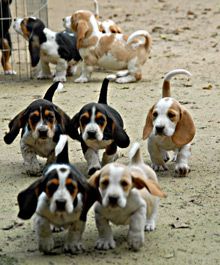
[0,0,220,264]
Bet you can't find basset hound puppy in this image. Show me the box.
[0,0,16,74]
[143,69,196,176]
[89,142,166,251]
[63,0,122,35]
[4,82,70,175]
[17,163,101,254]
[68,78,130,175]
[13,16,81,82]
[68,10,151,83]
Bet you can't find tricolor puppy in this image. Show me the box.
[143,69,196,176]
[89,142,166,251]
[4,82,70,175]
[63,0,122,35]
[13,17,81,82]
[68,78,130,175]
[0,0,16,74]
[17,163,101,254]
[68,10,151,83]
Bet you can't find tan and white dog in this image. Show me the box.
[143,69,196,176]
[68,10,151,83]
[89,143,166,251]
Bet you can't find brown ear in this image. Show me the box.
[131,170,167,198]
[143,105,154,140]
[88,170,101,188]
[172,107,195,147]
[74,20,89,49]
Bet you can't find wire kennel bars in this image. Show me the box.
[0,0,48,80]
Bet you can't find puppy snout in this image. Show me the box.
[108,195,119,207]
[87,130,96,139]
[55,199,66,211]
[155,125,165,135]
[38,128,48,138]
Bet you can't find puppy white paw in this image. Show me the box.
[74,76,89,83]
[95,238,116,250]
[175,164,190,177]
[145,220,156,231]
[37,72,52,79]
[53,75,66,82]
[64,241,85,254]
[25,162,41,176]
[39,237,54,253]
[4,70,17,75]
[152,164,168,171]
[128,233,144,251]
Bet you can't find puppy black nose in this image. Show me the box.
[55,199,66,211]
[108,196,118,206]
[155,126,164,134]
[87,130,96,139]
[38,128,48,138]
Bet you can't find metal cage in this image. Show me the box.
[0,0,48,80]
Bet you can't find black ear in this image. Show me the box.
[17,178,46,220]
[53,105,71,133]
[67,112,81,141]
[4,109,28,144]
[29,35,40,67]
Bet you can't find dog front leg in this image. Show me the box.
[64,220,86,253]
[102,142,118,166]
[35,215,54,254]
[53,59,67,82]
[128,205,146,251]
[95,208,116,250]
[20,141,41,175]
[84,148,101,175]
[37,60,52,79]
[1,37,16,75]
[175,143,191,176]
[148,138,168,171]
[74,62,92,83]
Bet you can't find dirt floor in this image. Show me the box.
[0,0,220,264]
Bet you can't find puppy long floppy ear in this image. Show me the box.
[74,20,89,49]
[4,109,28,144]
[131,169,167,198]
[88,170,101,188]
[29,35,41,67]
[17,177,46,220]
[66,112,81,141]
[53,106,70,133]
[172,107,196,147]
[143,105,154,140]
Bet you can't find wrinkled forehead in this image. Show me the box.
[100,164,130,183]
[44,164,72,185]
[80,104,107,118]
[155,97,178,114]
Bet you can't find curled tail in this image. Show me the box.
[43,81,63,102]
[129,142,143,165]
[93,0,99,19]
[98,78,109,104]
[127,30,152,52]
[162,69,192,98]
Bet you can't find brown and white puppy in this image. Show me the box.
[89,142,166,251]
[68,78,130,175]
[68,10,151,83]
[13,17,81,81]
[4,82,70,175]
[143,69,196,176]
[17,163,101,254]
[0,0,16,74]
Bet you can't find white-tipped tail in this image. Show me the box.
[164,69,192,81]
[127,30,152,50]
[55,134,68,157]
[93,0,99,18]
[57,82,64,92]
[129,142,143,165]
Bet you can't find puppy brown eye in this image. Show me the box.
[80,116,90,126]
[66,183,75,194]
[47,183,58,196]
[121,180,128,188]
[46,114,55,122]
[101,179,109,189]
[153,111,158,118]
[168,112,175,119]
[96,116,105,126]
[30,115,40,124]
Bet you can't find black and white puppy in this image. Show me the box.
[13,16,81,81]
[17,163,101,254]
[68,78,130,175]
[0,0,16,74]
[4,82,70,175]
